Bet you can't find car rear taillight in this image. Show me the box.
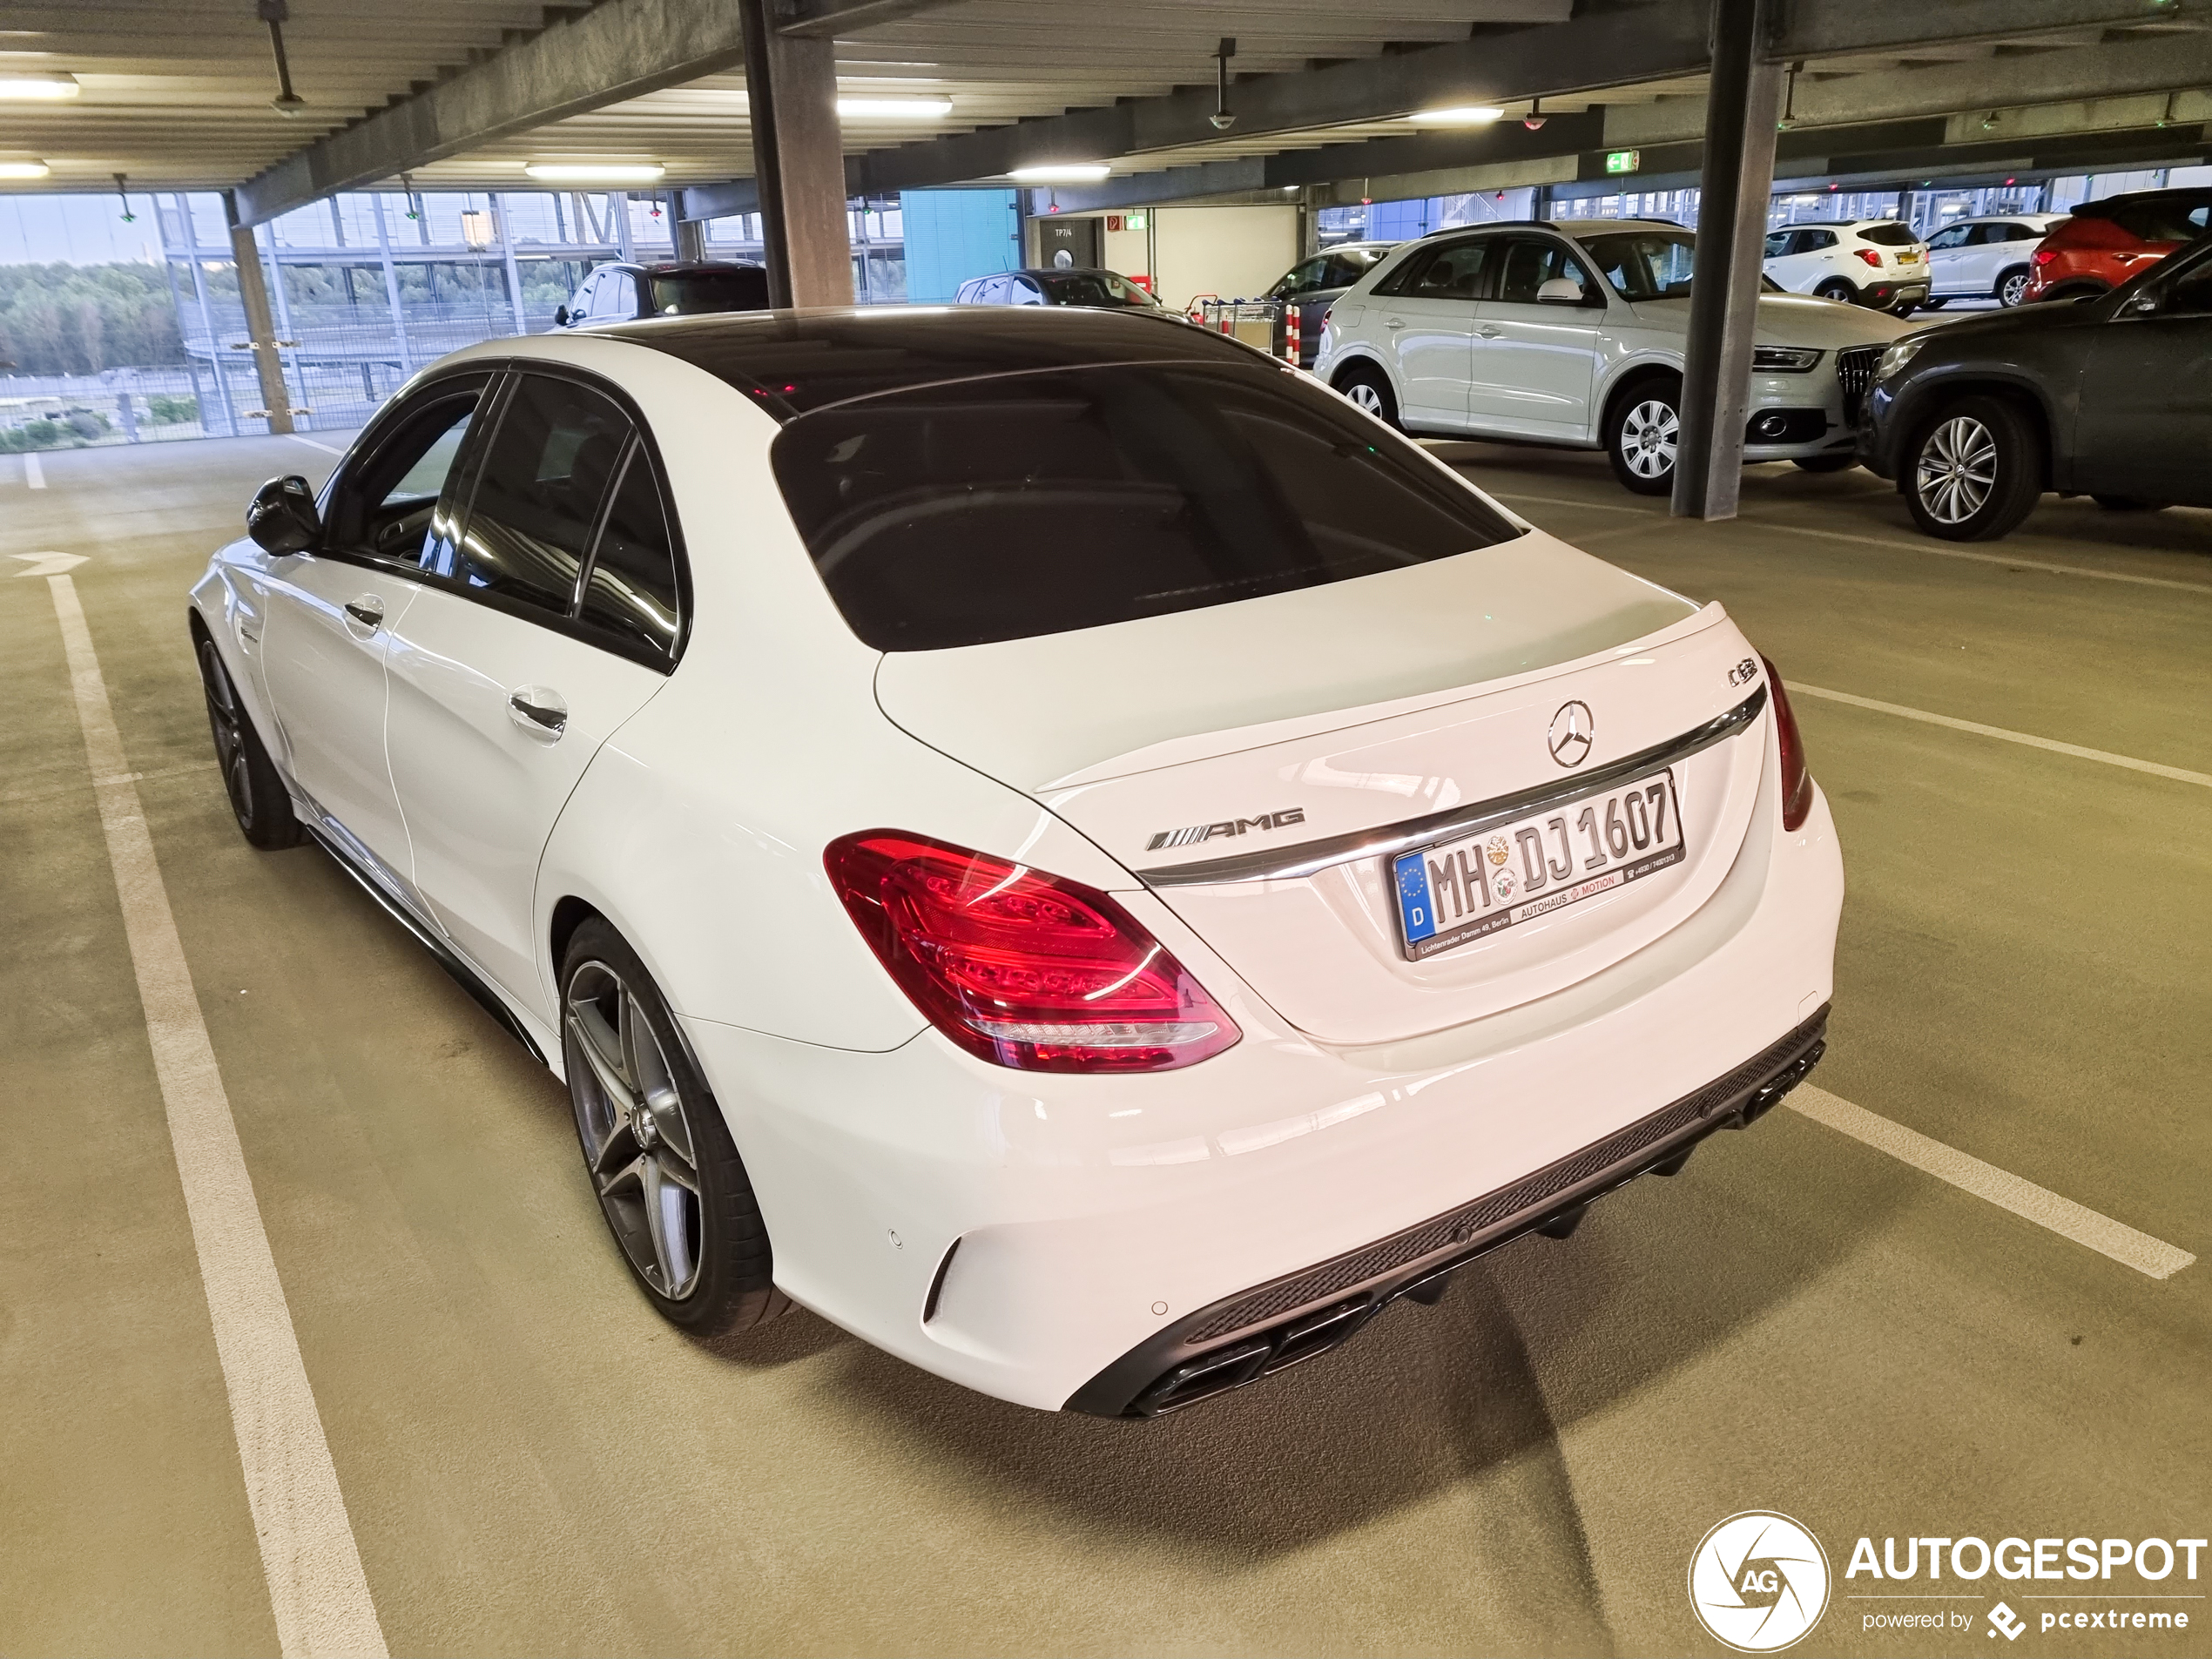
[1853,247,1883,268]
[2033,249,2056,266]
[825,832,1240,1073]
[1760,656,1815,832]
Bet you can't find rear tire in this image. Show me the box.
[1333,362,1400,430]
[1604,376,1681,496]
[1792,455,1858,474]
[1996,267,2032,308]
[1814,279,1857,303]
[1902,395,2043,542]
[195,631,301,850]
[560,919,789,1336]
[1920,297,1949,311]
[1890,299,1917,317]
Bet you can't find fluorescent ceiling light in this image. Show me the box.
[1009,164,1110,183]
[838,96,952,118]
[0,71,78,99]
[524,162,666,183]
[0,159,52,179]
[1409,105,1504,125]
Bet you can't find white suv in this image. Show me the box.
[1918,213,2067,309]
[1312,219,1909,494]
[1761,218,1931,314]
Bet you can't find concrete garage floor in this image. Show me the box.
[3,433,2207,1657]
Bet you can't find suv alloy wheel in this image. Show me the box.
[1606,380,1681,495]
[1903,395,2042,541]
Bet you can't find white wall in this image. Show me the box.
[1151,206,1299,313]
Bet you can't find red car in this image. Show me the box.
[2023,187,2212,303]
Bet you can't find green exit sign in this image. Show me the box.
[1605,149,1641,175]
[1125,210,1149,230]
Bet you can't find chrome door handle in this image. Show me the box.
[508,686,568,741]
[342,595,384,631]
[1477,325,1504,339]
[1383,316,1406,329]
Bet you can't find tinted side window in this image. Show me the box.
[1925,226,1969,251]
[1492,238,1595,305]
[1763,231,1793,258]
[770,362,1522,651]
[578,448,684,664]
[1376,239,1488,300]
[1801,229,1838,252]
[435,374,631,617]
[327,380,490,569]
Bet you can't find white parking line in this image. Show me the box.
[24,451,45,489]
[1788,1085,2194,1279]
[1744,519,2212,597]
[41,573,388,1659]
[1793,684,2212,789]
[287,434,345,456]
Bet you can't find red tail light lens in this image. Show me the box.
[1761,656,1815,832]
[825,832,1240,1073]
[2033,248,2056,266]
[1853,247,1883,268]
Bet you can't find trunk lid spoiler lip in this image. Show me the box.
[1135,683,1767,889]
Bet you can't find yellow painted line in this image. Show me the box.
[1789,1085,2195,1280]
[1793,684,2212,789]
[43,572,388,1658]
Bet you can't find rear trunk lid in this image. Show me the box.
[876,537,1772,1046]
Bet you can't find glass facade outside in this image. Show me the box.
[0,189,906,452]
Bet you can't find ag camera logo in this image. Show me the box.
[1689,1511,1832,1652]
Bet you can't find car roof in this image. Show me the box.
[1550,219,1683,234]
[597,305,1255,420]
[637,260,766,274]
[975,267,1136,280]
[2071,185,2212,217]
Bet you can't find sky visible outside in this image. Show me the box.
[0,193,167,266]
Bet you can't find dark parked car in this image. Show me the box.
[1858,232,2212,540]
[556,261,769,327]
[952,268,1160,309]
[1264,241,1397,367]
[2022,188,2212,304]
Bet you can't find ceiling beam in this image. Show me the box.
[776,0,965,38]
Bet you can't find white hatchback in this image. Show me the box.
[192,307,1842,1417]
[1313,219,1906,494]
[1762,218,1932,312]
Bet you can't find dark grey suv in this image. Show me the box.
[1264,242,1398,367]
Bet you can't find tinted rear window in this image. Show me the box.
[1858,222,1919,246]
[648,268,770,314]
[1035,271,1156,307]
[770,361,1521,651]
[2106,199,2212,243]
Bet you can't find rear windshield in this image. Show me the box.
[770,361,1522,651]
[648,268,769,315]
[1857,221,1919,246]
[2105,199,2212,243]
[1035,271,1156,307]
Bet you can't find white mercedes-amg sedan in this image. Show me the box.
[190,307,1841,1417]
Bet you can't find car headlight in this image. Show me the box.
[1877,335,1927,381]
[1751,345,1822,372]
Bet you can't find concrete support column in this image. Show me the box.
[224,191,294,435]
[671,194,709,263]
[1670,0,1783,523]
[738,0,853,307]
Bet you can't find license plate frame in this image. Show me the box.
[1391,769,1686,962]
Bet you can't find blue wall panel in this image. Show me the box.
[900,189,1022,301]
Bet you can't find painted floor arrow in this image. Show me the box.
[13,552,88,577]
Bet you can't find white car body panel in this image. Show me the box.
[189,308,1844,1414]
[1923,213,2064,299]
[1761,218,1931,302]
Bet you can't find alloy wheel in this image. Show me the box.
[564,960,705,1300]
[1621,399,1679,480]
[1915,415,1998,524]
[1345,381,1386,415]
[2000,271,2030,307]
[199,640,254,831]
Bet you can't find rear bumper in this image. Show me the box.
[681,752,1843,1413]
[1069,1005,1828,1416]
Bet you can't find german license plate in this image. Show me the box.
[1392,772,1684,961]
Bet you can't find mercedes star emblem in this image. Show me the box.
[1548,701,1595,768]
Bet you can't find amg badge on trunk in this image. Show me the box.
[1146,807,1306,853]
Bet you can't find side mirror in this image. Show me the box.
[246,475,321,556]
[553,304,570,327]
[2124,289,2160,316]
[1536,276,1588,306]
